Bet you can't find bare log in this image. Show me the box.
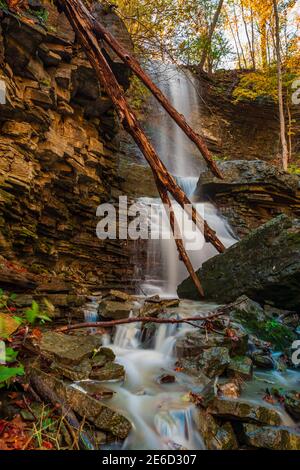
[57,0,225,256]
[157,179,205,298]
[29,372,95,450]
[55,303,237,333]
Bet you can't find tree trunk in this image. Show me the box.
[260,18,268,68]
[56,0,225,299]
[199,0,224,72]
[273,0,289,170]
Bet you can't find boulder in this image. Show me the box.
[242,423,300,450]
[99,300,137,319]
[38,332,102,365]
[208,397,283,426]
[227,356,253,381]
[176,329,248,359]
[178,215,300,310]
[229,297,296,351]
[195,409,238,450]
[197,347,230,378]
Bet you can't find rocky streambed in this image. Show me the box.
[1,289,297,451]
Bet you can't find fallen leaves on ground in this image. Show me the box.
[0,415,32,450]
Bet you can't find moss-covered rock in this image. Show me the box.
[195,409,238,450]
[227,356,253,381]
[208,397,283,426]
[242,423,300,450]
[178,215,300,310]
[197,347,230,378]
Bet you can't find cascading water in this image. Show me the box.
[138,63,237,297]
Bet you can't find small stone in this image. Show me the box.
[227,356,253,381]
[90,362,125,382]
[217,382,241,399]
[252,351,275,370]
[198,347,230,378]
[157,373,176,384]
[284,391,300,421]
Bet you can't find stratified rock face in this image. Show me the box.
[0,1,137,295]
[178,215,300,309]
[196,160,300,237]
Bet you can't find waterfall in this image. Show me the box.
[139,64,237,297]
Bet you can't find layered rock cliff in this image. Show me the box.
[0,1,137,311]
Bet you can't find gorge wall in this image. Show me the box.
[0,1,138,312]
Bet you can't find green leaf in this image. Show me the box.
[0,365,24,384]
[5,347,18,363]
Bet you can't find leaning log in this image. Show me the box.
[157,180,205,298]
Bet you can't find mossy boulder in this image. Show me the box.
[195,409,238,450]
[242,423,300,450]
[178,215,300,310]
[227,356,253,381]
[208,397,282,426]
[198,347,230,378]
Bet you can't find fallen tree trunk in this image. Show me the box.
[29,372,95,450]
[157,179,205,298]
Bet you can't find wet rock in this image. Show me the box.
[105,290,137,302]
[176,329,248,359]
[198,347,230,378]
[195,160,300,238]
[227,356,253,381]
[38,331,102,365]
[29,368,131,439]
[208,397,283,426]
[157,373,176,384]
[251,351,275,370]
[242,423,300,450]
[90,362,125,382]
[99,300,137,320]
[175,358,211,387]
[231,296,267,323]
[139,298,180,318]
[79,383,115,400]
[52,358,92,381]
[178,215,300,311]
[217,382,241,399]
[284,391,300,421]
[91,347,116,366]
[195,409,238,450]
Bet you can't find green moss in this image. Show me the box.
[238,316,296,351]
